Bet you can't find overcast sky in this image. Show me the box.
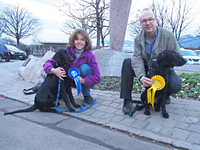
[0,0,68,44]
[0,0,199,45]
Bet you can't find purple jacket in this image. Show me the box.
[43,48,101,86]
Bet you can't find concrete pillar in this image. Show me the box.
[0,33,2,44]
[110,0,132,52]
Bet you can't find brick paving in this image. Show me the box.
[1,73,200,150]
[0,55,199,150]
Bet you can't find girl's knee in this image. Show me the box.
[79,64,92,77]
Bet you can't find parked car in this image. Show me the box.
[0,44,10,62]
[123,47,134,54]
[194,50,200,56]
[181,49,200,65]
[4,44,27,60]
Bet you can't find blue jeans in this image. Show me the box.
[71,64,94,96]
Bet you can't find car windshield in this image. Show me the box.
[181,50,198,56]
[5,45,19,51]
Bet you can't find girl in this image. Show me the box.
[43,29,101,104]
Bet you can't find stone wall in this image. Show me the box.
[18,51,55,84]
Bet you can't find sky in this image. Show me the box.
[0,0,67,44]
[0,0,200,45]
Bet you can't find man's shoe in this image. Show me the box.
[165,97,171,104]
[84,95,94,104]
[122,99,132,114]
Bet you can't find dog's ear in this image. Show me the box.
[53,49,62,65]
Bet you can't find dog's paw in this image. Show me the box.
[144,110,151,115]
[74,104,81,108]
[162,112,169,119]
[155,106,161,112]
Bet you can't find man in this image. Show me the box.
[120,10,182,114]
[25,47,30,58]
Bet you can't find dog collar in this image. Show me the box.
[149,59,156,67]
[157,63,164,70]
[56,63,67,68]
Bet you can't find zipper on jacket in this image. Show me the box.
[71,55,87,68]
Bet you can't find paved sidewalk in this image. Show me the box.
[1,71,200,150]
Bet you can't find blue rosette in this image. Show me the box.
[68,68,82,95]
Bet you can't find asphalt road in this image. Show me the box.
[0,97,175,150]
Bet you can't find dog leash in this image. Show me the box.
[128,59,156,116]
[129,100,145,116]
[55,79,97,113]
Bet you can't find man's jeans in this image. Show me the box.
[71,64,93,96]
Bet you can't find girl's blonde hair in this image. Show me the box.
[67,29,92,51]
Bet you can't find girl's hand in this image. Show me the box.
[78,76,85,84]
[51,67,67,80]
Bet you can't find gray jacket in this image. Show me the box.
[131,26,181,80]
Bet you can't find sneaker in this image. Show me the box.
[84,95,94,104]
[165,96,171,104]
[122,99,132,114]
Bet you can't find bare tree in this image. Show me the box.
[165,0,198,41]
[128,13,142,38]
[0,3,42,46]
[128,0,198,41]
[0,14,5,44]
[150,0,169,29]
[59,0,110,49]
[61,15,96,39]
[0,16,5,34]
[100,13,109,47]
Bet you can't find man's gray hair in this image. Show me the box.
[139,8,157,21]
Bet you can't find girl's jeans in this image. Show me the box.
[70,64,94,96]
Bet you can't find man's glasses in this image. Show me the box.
[140,18,155,25]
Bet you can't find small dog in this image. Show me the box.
[140,50,186,118]
[4,49,80,115]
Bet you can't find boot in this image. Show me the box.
[122,99,132,114]
[84,95,94,104]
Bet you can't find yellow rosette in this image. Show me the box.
[147,75,166,108]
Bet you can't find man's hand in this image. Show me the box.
[51,67,67,80]
[141,76,154,87]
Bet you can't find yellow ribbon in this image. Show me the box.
[147,75,166,108]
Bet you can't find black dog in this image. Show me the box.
[4,49,80,115]
[140,50,186,118]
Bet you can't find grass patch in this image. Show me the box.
[92,72,200,100]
